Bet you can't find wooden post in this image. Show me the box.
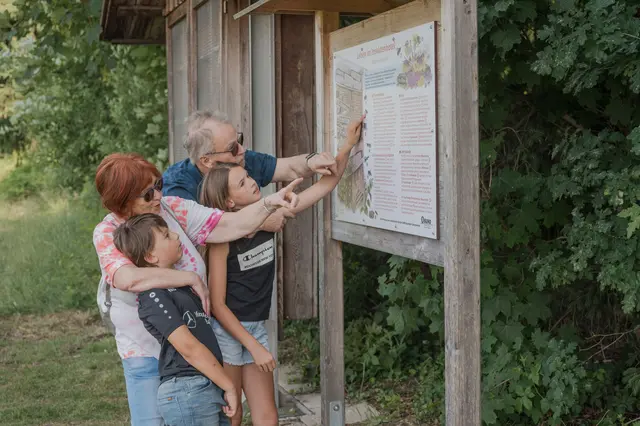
[250,12,280,408]
[315,10,343,426]
[441,0,481,424]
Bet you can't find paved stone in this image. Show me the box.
[275,364,380,426]
[278,364,316,395]
[299,414,321,426]
[345,402,380,424]
[295,393,322,411]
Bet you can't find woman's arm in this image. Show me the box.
[208,244,276,372]
[289,116,364,214]
[205,178,302,243]
[113,265,200,292]
[94,221,211,314]
[114,266,211,316]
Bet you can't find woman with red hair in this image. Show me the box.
[92,153,299,426]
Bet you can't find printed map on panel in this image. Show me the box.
[334,58,366,212]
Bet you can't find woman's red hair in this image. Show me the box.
[95,153,161,217]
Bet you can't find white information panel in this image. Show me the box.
[332,22,438,239]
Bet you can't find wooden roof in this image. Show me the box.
[100,0,413,44]
[100,0,166,44]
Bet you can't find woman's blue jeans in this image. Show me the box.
[122,357,164,426]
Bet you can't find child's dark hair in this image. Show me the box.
[113,213,168,268]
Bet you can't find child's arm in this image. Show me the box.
[290,116,364,215]
[167,327,238,418]
[208,243,277,373]
[167,326,235,389]
[138,289,238,417]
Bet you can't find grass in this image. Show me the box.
[0,155,128,424]
[0,153,16,182]
[0,311,129,425]
[0,180,107,315]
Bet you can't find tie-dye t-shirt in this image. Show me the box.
[93,196,223,360]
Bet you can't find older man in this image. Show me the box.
[163,110,337,231]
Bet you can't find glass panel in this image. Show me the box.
[170,17,189,163]
[196,0,221,111]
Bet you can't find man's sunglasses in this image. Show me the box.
[206,132,244,157]
[139,178,163,203]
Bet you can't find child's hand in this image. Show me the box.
[346,114,365,147]
[264,178,302,211]
[223,388,239,418]
[252,345,277,373]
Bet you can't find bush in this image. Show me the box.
[0,161,44,200]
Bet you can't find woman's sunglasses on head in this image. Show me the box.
[139,178,163,203]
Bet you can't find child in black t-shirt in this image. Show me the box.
[198,116,364,426]
[113,214,237,426]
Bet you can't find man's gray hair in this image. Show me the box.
[183,110,231,164]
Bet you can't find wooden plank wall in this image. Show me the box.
[276,14,318,320]
[223,0,252,145]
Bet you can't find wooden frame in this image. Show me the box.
[327,0,443,266]
[315,10,342,425]
[317,1,480,424]
[274,13,285,336]
[234,0,393,19]
[167,2,188,26]
[440,0,481,422]
[165,0,188,16]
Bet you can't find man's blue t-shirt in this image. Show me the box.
[162,150,277,201]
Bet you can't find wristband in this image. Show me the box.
[305,152,318,167]
[263,198,277,214]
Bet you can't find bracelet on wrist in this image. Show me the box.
[305,152,318,167]
[263,198,277,214]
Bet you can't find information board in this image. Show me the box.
[331,22,438,239]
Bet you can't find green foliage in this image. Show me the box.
[0,0,168,191]
[0,160,44,200]
[281,1,640,424]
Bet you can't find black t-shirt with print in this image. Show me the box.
[138,286,223,383]
[226,231,275,321]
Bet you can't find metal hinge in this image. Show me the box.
[223,0,227,14]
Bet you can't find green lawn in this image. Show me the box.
[0,175,106,315]
[0,311,129,425]
[0,156,129,424]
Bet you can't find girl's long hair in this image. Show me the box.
[198,163,243,271]
[199,162,243,212]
